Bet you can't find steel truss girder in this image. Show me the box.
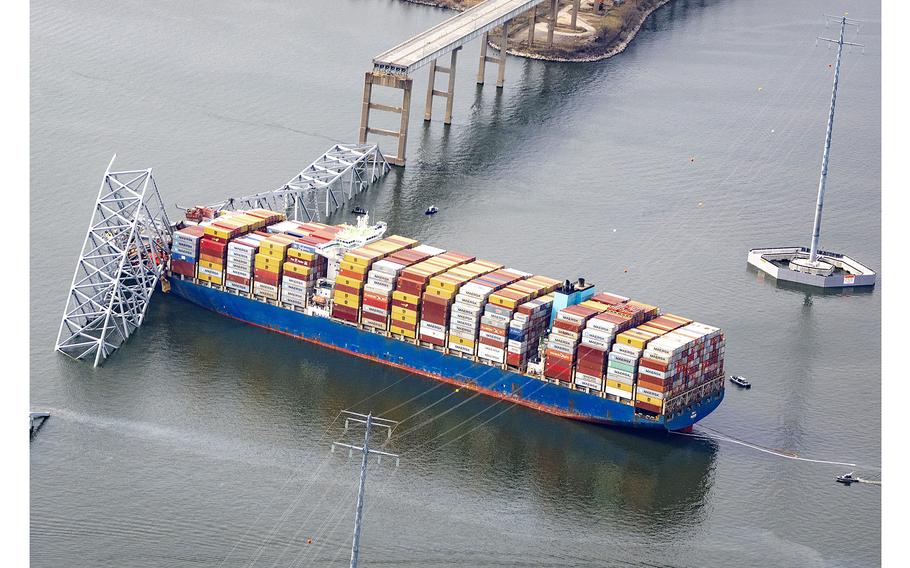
[55,156,173,367]
[216,143,390,222]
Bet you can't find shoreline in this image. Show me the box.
[400,0,673,63]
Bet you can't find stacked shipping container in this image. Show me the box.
[507,296,554,371]
[171,214,726,418]
[170,225,204,278]
[639,322,725,415]
[332,236,419,324]
[390,252,476,339]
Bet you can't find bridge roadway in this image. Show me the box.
[373,0,547,76]
[360,0,573,167]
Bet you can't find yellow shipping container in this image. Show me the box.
[340,261,368,274]
[255,253,283,270]
[199,260,224,271]
[203,226,232,240]
[635,392,664,407]
[337,276,365,289]
[390,325,416,338]
[391,310,418,324]
[197,272,223,285]
[283,262,312,276]
[392,290,420,304]
[449,336,475,348]
[424,286,456,300]
[605,379,634,393]
[287,248,316,262]
[333,293,360,307]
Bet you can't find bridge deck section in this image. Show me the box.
[373,0,545,76]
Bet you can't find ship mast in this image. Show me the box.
[808,15,862,264]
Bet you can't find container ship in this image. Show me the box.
[166,208,725,432]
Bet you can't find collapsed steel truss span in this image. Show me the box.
[215,143,390,222]
[55,157,173,366]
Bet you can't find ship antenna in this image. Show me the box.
[808,15,863,264]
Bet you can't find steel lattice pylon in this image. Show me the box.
[55,156,173,366]
[215,143,390,221]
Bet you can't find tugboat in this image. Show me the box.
[729,375,751,389]
[425,205,439,215]
[836,472,858,485]
[351,206,367,216]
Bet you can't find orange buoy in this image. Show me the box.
[307,538,312,545]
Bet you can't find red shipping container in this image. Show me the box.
[479,336,507,348]
[200,238,228,257]
[254,268,280,285]
[171,259,196,278]
[362,296,389,310]
[391,319,417,332]
[421,313,447,325]
[635,401,662,414]
[283,271,310,284]
[226,273,251,285]
[546,349,574,364]
[553,319,585,333]
[637,377,667,392]
[639,358,669,372]
[395,279,424,296]
[339,269,366,281]
[335,283,361,297]
[360,311,386,324]
[420,334,446,347]
[332,304,359,320]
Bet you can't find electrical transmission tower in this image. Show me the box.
[331,411,400,568]
[55,156,173,366]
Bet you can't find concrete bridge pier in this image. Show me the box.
[424,47,460,124]
[547,0,558,47]
[527,6,537,47]
[358,72,413,167]
[476,23,509,88]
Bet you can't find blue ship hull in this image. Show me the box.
[166,278,723,431]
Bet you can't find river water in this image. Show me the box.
[30,0,881,566]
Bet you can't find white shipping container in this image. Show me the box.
[421,321,446,334]
[547,342,575,355]
[638,366,669,380]
[449,343,474,355]
[612,344,643,358]
[225,280,250,293]
[364,282,394,294]
[608,352,637,366]
[607,368,635,380]
[461,282,494,299]
[477,345,505,362]
[556,312,585,325]
[604,385,633,400]
[479,330,505,342]
[636,386,665,399]
[419,326,446,340]
[226,266,253,278]
[574,373,603,390]
[372,260,405,275]
[581,337,611,349]
[362,304,388,317]
[587,319,620,333]
[198,266,222,278]
[414,244,445,256]
[455,295,485,309]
